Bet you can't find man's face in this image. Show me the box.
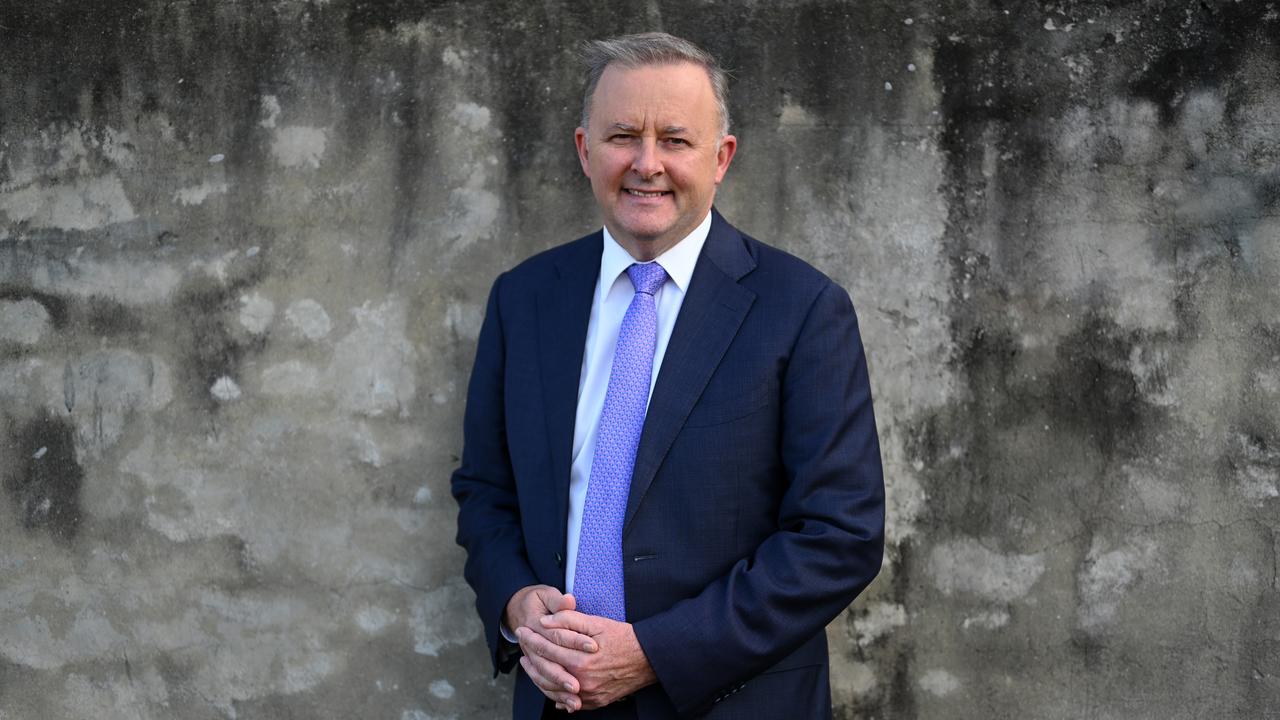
[575,62,737,261]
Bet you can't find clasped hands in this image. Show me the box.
[505,584,657,713]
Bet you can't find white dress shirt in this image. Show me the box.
[565,211,711,593]
[499,212,710,642]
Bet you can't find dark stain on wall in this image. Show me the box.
[1240,528,1280,708]
[172,258,268,414]
[385,40,430,276]
[0,0,150,129]
[83,296,145,336]
[1045,316,1150,450]
[2,411,84,541]
[1128,2,1280,125]
[0,287,69,328]
[343,0,453,39]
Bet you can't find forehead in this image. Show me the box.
[590,61,718,129]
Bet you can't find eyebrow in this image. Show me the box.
[605,123,691,135]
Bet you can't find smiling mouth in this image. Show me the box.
[625,189,671,198]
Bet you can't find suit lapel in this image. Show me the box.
[538,233,602,554]
[624,211,757,535]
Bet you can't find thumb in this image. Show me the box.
[535,585,565,612]
[558,593,577,613]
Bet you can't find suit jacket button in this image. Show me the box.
[555,552,564,567]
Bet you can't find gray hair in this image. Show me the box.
[579,32,731,136]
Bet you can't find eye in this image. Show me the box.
[664,137,689,146]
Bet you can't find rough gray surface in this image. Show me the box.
[1,1,1277,718]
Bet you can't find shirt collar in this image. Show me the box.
[599,211,711,297]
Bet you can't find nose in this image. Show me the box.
[630,137,663,180]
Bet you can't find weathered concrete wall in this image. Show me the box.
[1,1,1276,718]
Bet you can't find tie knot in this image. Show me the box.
[626,263,668,296]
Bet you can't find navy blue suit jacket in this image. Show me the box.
[451,210,885,719]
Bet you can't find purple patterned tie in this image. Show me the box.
[573,262,668,621]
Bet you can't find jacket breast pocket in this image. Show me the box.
[683,379,773,428]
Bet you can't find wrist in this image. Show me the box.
[503,586,527,631]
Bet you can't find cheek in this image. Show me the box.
[591,156,627,185]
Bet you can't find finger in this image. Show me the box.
[520,620,595,653]
[534,586,567,613]
[540,609,603,637]
[522,625,590,671]
[519,656,582,709]
[517,633,582,694]
[538,624,598,653]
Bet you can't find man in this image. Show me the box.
[451,32,884,719]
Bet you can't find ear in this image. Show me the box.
[714,134,738,183]
[574,127,591,178]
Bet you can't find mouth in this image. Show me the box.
[624,189,671,198]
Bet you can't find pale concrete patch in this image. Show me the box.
[0,609,126,671]
[1232,432,1280,505]
[239,292,275,334]
[853,602,907,647]
[271,126,328,169]
[0,174,136,230]
[1077,535,1160,630]
[441,46,465,70]
[211,376,242,401]
[828,633,877,710]
[0,299,51,346]
[778,97,818,128]
[173,180,229,206]
[447,185,499,249]
[881,434,928,545]
[61,667,169,719]
[353,421,383,467]
[1128,344,1175,407]
[286,298,332,340]
[187,591,345,715]
[260,360,320,396]
[1180,90,1226,160]
[410,581,482,657]
[356,605,397,634]
[260,94,282,128]
[443,301,482,341]
[450,101,491,131]
[0,351,175,456]
[927,538,1046,602]
[31,257,181,305]
[961,609,1010,630]
[191,248,243,283]
[1228,556,1259,592]
[1,123,135,189]
[429,679,455,699]
[1239,465,1279,503]
[919,669,960,697]
[1124,463,1188,518]
[329,299,417,417]
[1255,367,1280,396]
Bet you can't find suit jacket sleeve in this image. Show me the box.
[450,272,541,676]
[631,280,886,717]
